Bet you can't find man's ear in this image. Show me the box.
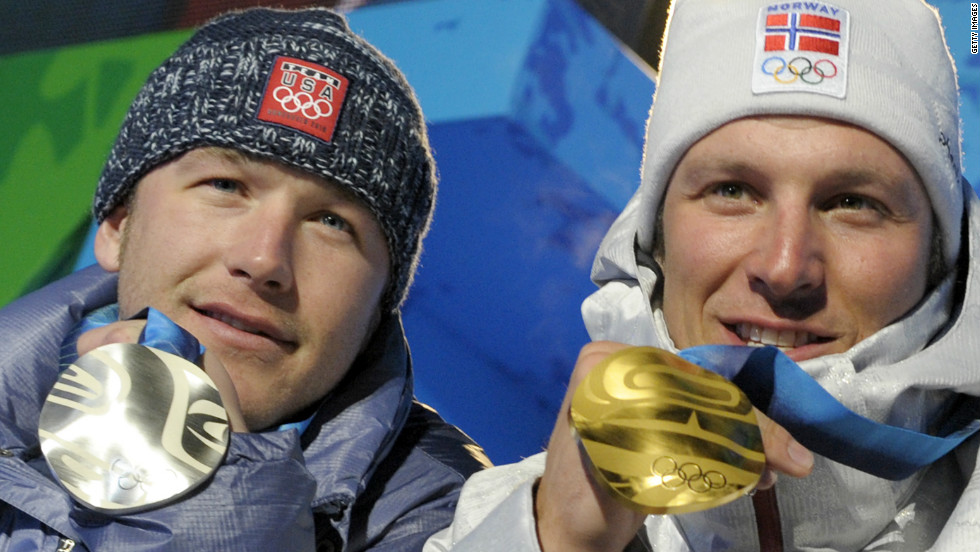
[93,206,129,273]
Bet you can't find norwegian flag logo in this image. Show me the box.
[764,12,842,55]
[752,3,849,98]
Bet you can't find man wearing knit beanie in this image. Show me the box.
[425,0,980,550]
[0,7,489,551]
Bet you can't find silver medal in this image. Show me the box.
[39,343,229,513]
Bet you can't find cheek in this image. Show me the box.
[115,212,209,317]
[662,212,746,292]
[295,248,388,329]
[836,234,931,329]
[660,212,734,346]
[114,218,158,316]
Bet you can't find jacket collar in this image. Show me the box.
[0,264,118,448]
[299,313,414,508]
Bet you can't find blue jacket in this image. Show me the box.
[0,266,489,551]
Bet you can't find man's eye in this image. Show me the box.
[319,212,350,232]
[824,194,890,224]
[712,182,745,199]
[835,195,871,210]
[209,179,240,193]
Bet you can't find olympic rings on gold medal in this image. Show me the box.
[652,456,729,493]
[761,55,838,85]
[569,347,765,515]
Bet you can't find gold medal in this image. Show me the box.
[570,347,764,515]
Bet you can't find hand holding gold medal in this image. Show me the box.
[569,347,765,515]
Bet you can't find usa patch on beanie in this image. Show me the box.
[257,56,350,143]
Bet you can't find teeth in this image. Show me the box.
[778,330,798,348]
[206,311,263,335]
[794,331,809,347]
[736,323,814,350]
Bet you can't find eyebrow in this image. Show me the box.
[675,159,763,184]
[823,168,929,215]
[680,156,921,188]
[821,167,912,186]
[175,147,371,207]
[182,147,251,167]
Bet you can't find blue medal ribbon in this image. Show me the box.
[679,345,980,480]
[138,307,204,360]
[60,305,202,368]
[64,306,315,434]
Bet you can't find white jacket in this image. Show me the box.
[426,176,980,550]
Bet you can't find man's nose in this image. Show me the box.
[744,207,825,308]
[225,209,295,293]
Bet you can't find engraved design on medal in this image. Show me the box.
[39,343,229,513]
[570,347,765,514]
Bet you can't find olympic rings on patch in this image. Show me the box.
[761,56,838,85]
[272,86,334,119]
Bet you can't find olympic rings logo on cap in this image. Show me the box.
[271,86,334,120]
[761,55,838,85]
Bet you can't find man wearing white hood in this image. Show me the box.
[424,0,980,550]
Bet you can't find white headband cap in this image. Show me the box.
[636,0,963,266]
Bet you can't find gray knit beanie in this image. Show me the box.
[93,7,436,313]
[635,0,963,268]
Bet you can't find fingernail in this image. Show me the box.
[788,440,814,470]
[757,469,778,490]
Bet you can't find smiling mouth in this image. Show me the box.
[199,309,281,341]
[732,323,829,350]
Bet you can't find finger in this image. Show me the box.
[201,352,248,433]
[536,342,647,552]
[756,409,814,478]
[76,320,147,357]
[567,341,632,389]
[756,467,779,491]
